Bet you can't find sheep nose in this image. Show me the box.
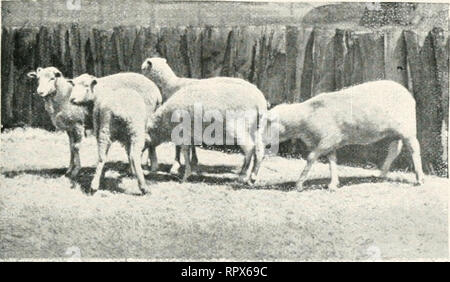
[37,91,44,96]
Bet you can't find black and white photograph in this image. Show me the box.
[0,0,448,263]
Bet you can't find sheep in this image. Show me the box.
[27,67,91,178]
[141,57,263,174]
[146,80,268,184]
[264,80,425,191]
[69,73,162,194]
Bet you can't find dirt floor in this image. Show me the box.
[0,128,448,260]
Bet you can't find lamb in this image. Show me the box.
[69,73,162,194]
[264,80,425,191]
[141,57,262,174]
[27,67,91,178]
[146,80,268,184]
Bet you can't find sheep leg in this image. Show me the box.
[65,131,75,177]
[91,140,111,194]
[327,150,339,190]
[70,125,83,178]
[380,139,403,178]
[249,132,265,185]
[170,146,182,174]
[148,145,159,172]
[238,143,255,183]
[129,139,149,195]
[403,137,425,185]
[126,144,136,176]
[181,145,192,182]
[141,148,148,166]
[296,151,320,191]
[191,146,199,166]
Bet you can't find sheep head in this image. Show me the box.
[141,57,173,84]
[27,67,64,97]
[69,74,97,105]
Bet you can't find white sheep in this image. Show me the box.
[69,73,162,194]
[141,57,262,174]
[265,80,425,191]
[146,80,268,184]
[27,67,90,178]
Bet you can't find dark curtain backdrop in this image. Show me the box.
[1,25,448,175]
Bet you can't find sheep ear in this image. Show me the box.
[90,79,97,92]
[36,67,43,73]
[143,59,152,70]
[27,71,37,79]
[67,79,74,86]
[54,71,62,78]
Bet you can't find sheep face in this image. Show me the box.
[69,74,97,105]
[262,111,282,146]
[141,57,169,82]
[27,67,63,97]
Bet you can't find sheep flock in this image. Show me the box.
[27,58,425,195]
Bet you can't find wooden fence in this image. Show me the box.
[1,25,448,175]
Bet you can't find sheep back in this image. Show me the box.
[268,80,417,149]
[96,72,162,114]
[149,81,268,145]
[163,76,259,101]
[93,88,148,145]
[91,73,162,144]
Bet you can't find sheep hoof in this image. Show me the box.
[150,164,159,173]
[127,168,134,176]
[89,183,99,195]
[170,163,181,174]
[69,180,78,189]
[238,174,249,183]
[191,163,199,173]
[327,183,339,191]
[70,168,80,179]
[415,178,425,186]
[140,186,150,195]
[246,173,257,186]
[65,167,75,178]
[295,183,304,192]
[379,171,388,179]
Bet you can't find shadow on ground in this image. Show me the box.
[234,175,415,192]
[1,162,238,194]
[1,162,415,195]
